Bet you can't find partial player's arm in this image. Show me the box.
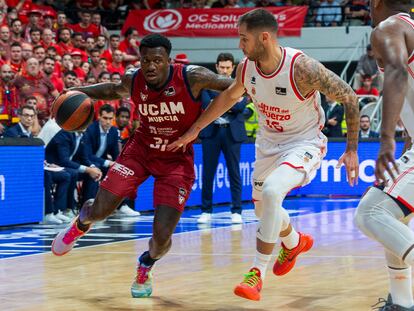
[371,22,409,182]
[186,65,234,98]
[294,55,360,186]
[70,69,134,100]
[167,64,246,152]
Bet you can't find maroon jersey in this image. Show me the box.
[131,64,202,154]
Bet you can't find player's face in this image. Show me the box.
[140,46,171,88]
[238,24,265,61]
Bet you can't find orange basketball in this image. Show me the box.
[52,91,94,132]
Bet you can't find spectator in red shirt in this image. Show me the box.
[101,34,120,63]
[89,48,101,79]
[43,56,64,93]
[46,46,57,60]
[95,34,106,54]
[43,12,56,32]
[0,64,19,132]
[70,49,86,81]
[98,57,108,73]
[21,42,33,61]
[41,28,57,50]
[85,36,95,54]
[56,12,69,30]
[355,74,380,96]
[91,12,109,38]
[61,53,73,73]
[29,28,42,46]
[24,10,43,42]
[81,61,90,77]
[0,25,10,61]
[70,10,100,39]
[57,28,74,56]
[8,42,23,74]
[63,70,78,88]
[71,32,86,51]
[108,49,124,75]
[10,19,24,44]
[119,27,140,66]
[33,45,46,63]
[13,57,59,124]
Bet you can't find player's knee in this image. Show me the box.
[262,184,284,208]
[254,200,263,218]
[354,197,378,238]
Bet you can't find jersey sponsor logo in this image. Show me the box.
[275,87,287,96]
[253,179,264,191]
[140,92,148,101]
[304,152,313,163]
[139,101,185,123]
[257,102,291,132]
[111,163,134,178]
[402,156,410,164]
[164,86,176,96]
[250,76,256,85]
[178,187,187,205]
[144,10,183,33]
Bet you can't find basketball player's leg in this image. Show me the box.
[355,187,414,308]
[131,172,193,298]
[234,164,307,301]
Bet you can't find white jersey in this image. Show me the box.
[241,46,326,153]
[377,13,414,141]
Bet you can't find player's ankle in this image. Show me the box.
[76,218,91,232]
[139,251,159,267]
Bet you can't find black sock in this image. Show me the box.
[76,218,90,232]
[139,251,158,267]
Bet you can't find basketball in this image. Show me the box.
[51,90,94,132]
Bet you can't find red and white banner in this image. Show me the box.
[122,7,308,38]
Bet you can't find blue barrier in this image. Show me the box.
[0,146,44,226]
[134,141,405,211]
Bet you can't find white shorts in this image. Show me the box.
[252,142,327,201]
[383,147,414,212]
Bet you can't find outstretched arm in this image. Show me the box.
[168,63,246,151]
[294,55,359,186]
[70,69,134,100]
[371,22,409,183]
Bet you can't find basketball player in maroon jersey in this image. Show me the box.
[51,34,234,298]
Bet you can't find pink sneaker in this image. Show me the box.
[131,263,153,298]
[51,217,90,256]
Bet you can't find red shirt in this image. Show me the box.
[8,60,24,75]
[356,87,380,96]
[49,73,64,93]
[70,23,100,39]
[73,66,86,81]
[131,64,202,155]
[57,42,74,56]
[108,63,125,75]
[101,49,113,63]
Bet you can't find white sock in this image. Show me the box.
[280,227,300,250]
[252,251,272,280]
[388,266,414,308]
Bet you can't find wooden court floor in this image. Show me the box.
[0,207,400,311]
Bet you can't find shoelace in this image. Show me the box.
[242,271,260,288]
[371,298,393,310]
[278,247,292,264]
[62,225,83,244]
[136,265,152,284]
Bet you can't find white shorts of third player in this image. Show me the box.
[252,142,327,201]
[383,147,414,211]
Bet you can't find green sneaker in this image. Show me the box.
[131,263,153,298]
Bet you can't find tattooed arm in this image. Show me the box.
[186,65,234,99]
[168,63,246,151]
[70,69,134,100]
[294,54,360,185]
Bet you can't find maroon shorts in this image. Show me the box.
[100,134,195,212]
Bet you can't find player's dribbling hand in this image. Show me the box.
[375,137,399,186]
[167,125,201,152]
[337,150,359,187]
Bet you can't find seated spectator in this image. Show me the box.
[95,35,107,54]
[92,12,110,38]
[63,70,79,89]
[111,72,121,84]
[89,48,102,79]
[353,44,382,90]
[358,74,379,94]
[3,105,36,138]
[119,27,140,67]
[359,114,379,139]
[0,26,11,61]
[316,0,342,27]
[29,28,42,47]
[8,42,24,74]
[114,106,132,147]
[108,50,125,75]
[173,53,190,65]
[81,61,90,77]
[10,18,24,44]
[101,34,121,63]
[344,0,369,26]
[81,104,119,200]
[24,96,42,137]
[0,64,19,133]
[21,42,33,61]
[57,28,74,56]
[70,50,86,81]
[13,57,59,124]
[33,45,46,63]
[322,96,344,137]
[45,128,102,205]
[43,56,64,93]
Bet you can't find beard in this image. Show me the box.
[246,42,265,62]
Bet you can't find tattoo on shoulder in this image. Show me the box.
[294,55,356,104]
[186,65,233,98]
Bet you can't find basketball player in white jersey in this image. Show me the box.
[355,1,414,310]
[168,9,360,301]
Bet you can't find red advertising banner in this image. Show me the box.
[122,7,308,38]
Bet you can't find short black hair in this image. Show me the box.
[238,9,278,33]
[360,114,370,120]
[10,42,21,49]
[124,27,137,38]
[216,53,234,65]
[110,34,120,40]
[98,71,110,80]
[64,70,77,78]
[384,0,413,10]
[139,34,172,56]
[116,106,131,117]
[99,104,115,115]
[19,105,36,115]
[29,28,41,35]
[10,19,21,26]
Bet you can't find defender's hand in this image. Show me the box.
[167,126,201,152]
[375,137,399,185]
